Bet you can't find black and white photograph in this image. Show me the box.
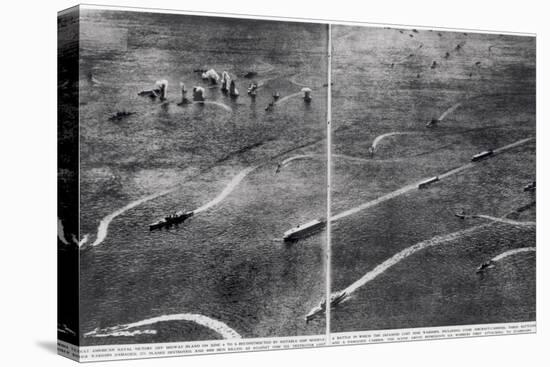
[4,0,547,365]
[326,25,536,333]
[59,6,329,347]
[58,5,537,355]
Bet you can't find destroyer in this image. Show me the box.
[283,218,326,242]
[149,210,194,231]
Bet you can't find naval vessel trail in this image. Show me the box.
[193,166,258,214]
[491,247,536,262]
[438,102,462,121]
[84,313,242,340]
[371,132,418,152]
[473,215,536,227]
[192,101,233,112]
[85,166,258,248]
[310,220,535,315]
[337,223,493,298]
[330,137,534,223]
[57,218,69,245]
[369,102,461,152]
[87,188,177,248]
[274,92,303,105]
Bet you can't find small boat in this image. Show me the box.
[418,176,439,189]
[471,150,494,162]
[426,118,440,127]
[454,210,467,219]
[523,181,536,192]
[283,219,326,242]
[305,291,348,323]
[476,260,496,274]
[108,111,135,121]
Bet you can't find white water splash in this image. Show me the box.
[194,166,257,214]
[193,101,233,112]
[84,313,241,340]
[492,247,536,262]
[89,188,177,247]
[371,132,417,152]
[57,218,69,245]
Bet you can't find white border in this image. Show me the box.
[57,3,538,363]
[59,321,535,362]
[62,3,536,37]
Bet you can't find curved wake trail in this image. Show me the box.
[89,188,177,247]
[77,234,89,249]
[474,215,535,227]
[330,137,534,223]
[57,218,69,245]
[256,60,275,74]
[275,92,302,105]
[84,313,241,340]
[193,166,257,214]
[371,132,417,152]
[193,101,233,112]
[438,103,462,121]
[281,155,316,166]
[288,74,312,88]
[88,166,258,248]
[492,247,536,262]
[338,223,492,297]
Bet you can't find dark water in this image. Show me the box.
[74,11,535,345]
[78,10,328,345]
[330,26,535,332]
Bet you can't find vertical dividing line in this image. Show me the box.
[325,23,332,345]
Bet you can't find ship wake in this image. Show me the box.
[87,188,176,248]
[338,224,493,298]
[371,132,418,152]
[193,166,257,214]
[491,247,536,262]
[438,102,462,121]
[275,92,303,106]
[473,215,535,227]
[86,166,258,248]
[193,101,233,112]
[84,313,241,340]
[330,137,534,223]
